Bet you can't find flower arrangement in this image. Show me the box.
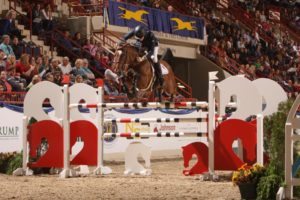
[232,163,266,186]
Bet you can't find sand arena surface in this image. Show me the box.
[0,159,240,200]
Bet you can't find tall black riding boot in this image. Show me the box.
[154,62,164,86]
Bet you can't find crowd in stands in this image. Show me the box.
[0,38,105,93]
[193,0,300,97]
[176,0,299,97]
[0,1,115,96]
[0,0,299,100]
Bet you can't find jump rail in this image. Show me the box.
[14,79,264,179]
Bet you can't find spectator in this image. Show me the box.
[39,55,51,77]
[73,32,84,47]
[31,3,43,35]
[59,57,72,75]
[15,54,38,83]
[26,75,41,91]
[0,35,15,56]
[101,51,110,66]
[167,5,174,12]
[0,71,12,92]
[152,1,161,9]
[83,38,98,56]
[0,50,6,72]
[95,42,104,55]
[50,58,63,85]
[30,56,36,68]
[35,56,43,73]
[58,31,80,55]
[0,10,22,39]
[45,72,54,82]
[71,59,86,78]
[75,75,84,84]
[11,36,23,59]
[6,55,16,71]
[82,58,95,80]
[41,4,53,31]
[7,68,25,91]
[90,51,106,73]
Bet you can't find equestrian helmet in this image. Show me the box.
[134,26,145,39]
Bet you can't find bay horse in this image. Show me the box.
[112,43,177,101]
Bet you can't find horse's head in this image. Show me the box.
[112,43,141,74]
[112,43,146,98]
[182,145,193,168]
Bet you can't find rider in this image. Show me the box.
[121,25,164,86]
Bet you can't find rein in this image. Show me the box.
[114,44,155,96]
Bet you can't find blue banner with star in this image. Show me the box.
[108,1,205,39]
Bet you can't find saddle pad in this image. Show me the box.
[160,63,169,75]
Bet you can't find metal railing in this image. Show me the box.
[266,4,300,42]
[93,28,120,50]
[0,91,26,105]
[68,1,103,17]
[50,28,108,77]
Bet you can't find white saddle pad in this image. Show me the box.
[160,63,169,75]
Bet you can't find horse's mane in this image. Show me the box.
[117,43,140,53]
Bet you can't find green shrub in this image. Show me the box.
[0,152,22,174]
[257,100,294,199]
[6,152,22,175]
[256,174,282,200]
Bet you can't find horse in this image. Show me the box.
[111,43,177,101]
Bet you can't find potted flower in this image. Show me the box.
[232,164,266,200]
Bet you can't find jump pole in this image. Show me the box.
[208,80,216,178]
[94,87,112,175]
[60,85,76,178]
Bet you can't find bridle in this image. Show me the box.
[113,45,137,96]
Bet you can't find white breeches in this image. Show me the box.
[151,46,159,63]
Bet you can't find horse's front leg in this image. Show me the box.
[155,88,162,102]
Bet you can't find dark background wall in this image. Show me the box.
[167,55,226,101]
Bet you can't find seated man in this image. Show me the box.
[0,35,15,56]
[11,36,23,59]
[7,68,26,91]
[59,57,72,75]
[1,10,23,39]
[121,25,163,86]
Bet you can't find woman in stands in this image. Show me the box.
[15,54,38,84]
[41,4,53,31]
[73,32,84,47]
[31,3,43,35]
[5,55,16,71]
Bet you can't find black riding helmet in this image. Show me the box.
[134,25,145,39]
